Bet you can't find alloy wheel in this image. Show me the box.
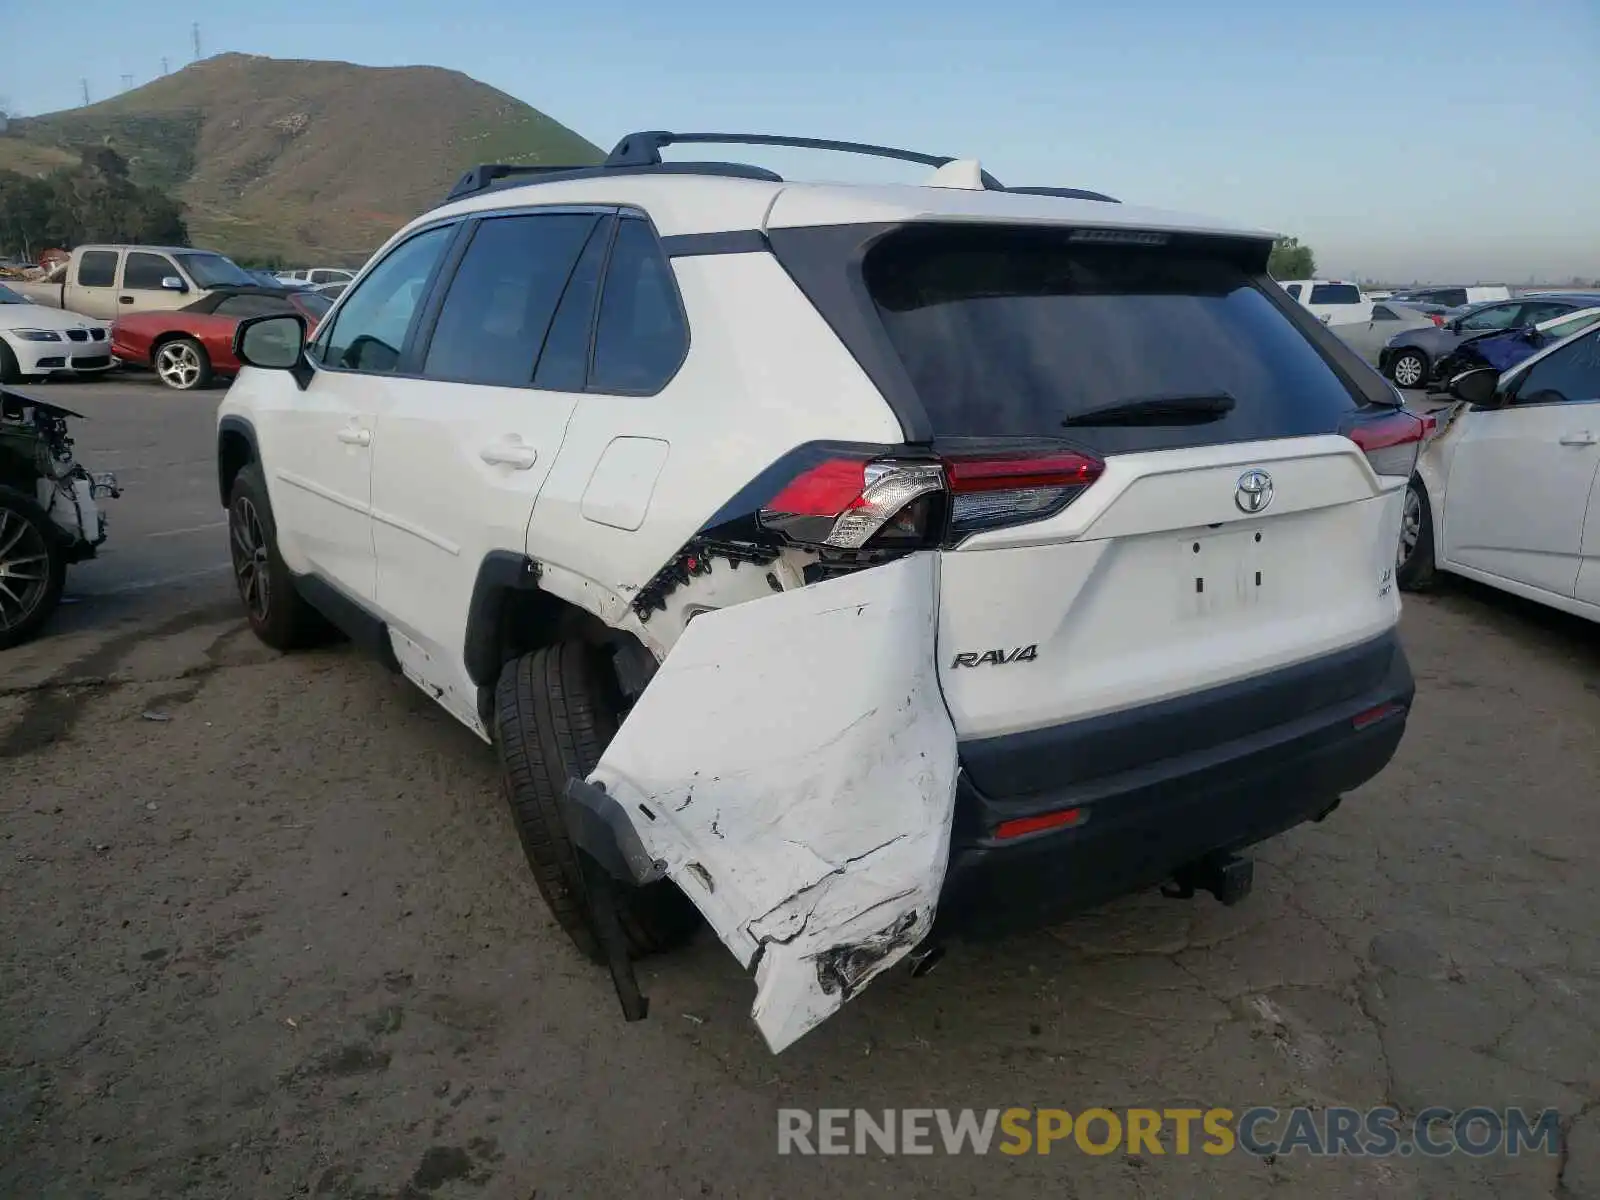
[1399,484,1423,567]
[0,507,52,635]
[1393,354,1424,389]
[156,342,202,389]
[230,497,271,622]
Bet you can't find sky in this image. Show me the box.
[2,0,1596,282]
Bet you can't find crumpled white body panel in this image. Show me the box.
[587,553,958,1052]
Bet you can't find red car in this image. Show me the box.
[112,287,332,391]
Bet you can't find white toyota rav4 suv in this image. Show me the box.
[217,132,1420,1053]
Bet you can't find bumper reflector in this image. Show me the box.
[995,807,1085,840]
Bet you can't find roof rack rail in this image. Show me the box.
[442,131,1120,206]
[604,131,1008,191]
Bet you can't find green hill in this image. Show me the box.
[0,53,603,263]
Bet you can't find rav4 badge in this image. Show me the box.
[950,645,1039,669]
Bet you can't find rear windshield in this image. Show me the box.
[1309,283,1362,304]
[859,225,1362,452]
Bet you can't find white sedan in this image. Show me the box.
[1400,317,1600,622]
[0,284,115,383]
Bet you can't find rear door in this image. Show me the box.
[69,250,121,319]
[368,208,608,732]
[847,224,1412,757]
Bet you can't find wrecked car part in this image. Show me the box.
[630,536,779,620]
[0,387,119,648]
[582,552,959,1053]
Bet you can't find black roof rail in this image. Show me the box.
[604,131,1008,191]
[443,132,1119,207]
[1004,185,1121,204]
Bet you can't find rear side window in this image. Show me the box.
[533,216,612,392]
[77,251,117,287]
[861,225,1363,453]
[588,218,688,394]
[1372,305,1399,320]
[1309,283,1361,304]
[423,212,599,387]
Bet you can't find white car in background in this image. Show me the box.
[276,267,356,287]
[1400,318,1600,621]
[1278,279,1374,326]
[0,284,115,383]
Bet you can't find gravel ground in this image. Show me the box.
[2,377,1599,1199]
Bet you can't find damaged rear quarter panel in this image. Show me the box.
[586,552,958,1052]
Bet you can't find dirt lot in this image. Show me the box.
[3,378,1600,1199]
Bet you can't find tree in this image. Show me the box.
[0,146,187,257]
[1268,236,1316,280]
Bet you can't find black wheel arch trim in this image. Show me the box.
[290,572,400,672]
[216,415,261,507]
[463,550,545,688]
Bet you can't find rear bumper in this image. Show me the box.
[936,630,1414,938]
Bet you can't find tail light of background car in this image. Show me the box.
[757,446,1106,551]
[1340,408,1426,478]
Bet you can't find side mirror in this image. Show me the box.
[1448,367,1499,407]
[235,313,312,389]
[160,276,188,292]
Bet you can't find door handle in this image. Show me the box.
[1558,432,1597,446]
[479,440,538,470]
[337,427,372,447]
[118,296,134,304]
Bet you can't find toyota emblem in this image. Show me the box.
[1235,469,1274,514]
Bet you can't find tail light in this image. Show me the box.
[1341,408,1426,478]
[755,446,1105,551]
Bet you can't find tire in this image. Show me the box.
[495,641,699,962]
[1389,349,1429,390]
[0,341,21,385]
[227,463,328,649]
[153,336,213,391]
[1397,476,1437,592]
[0,485,68,651]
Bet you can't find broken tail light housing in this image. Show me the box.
[1341,408,1426,478]
[756,445,1106,551]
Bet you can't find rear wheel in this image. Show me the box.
[0,486,67,650]
[154,337,213,391]
[1389,349,1428,390]
[1397,476,1436,591]
[495,641,699,961]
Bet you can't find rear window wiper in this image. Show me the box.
[1061,392,1236,427]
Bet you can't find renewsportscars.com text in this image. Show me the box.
[777,1106,1562,1158]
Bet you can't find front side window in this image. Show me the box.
[316,224,454,374]
[77,251,117,288]
[422,212,599,387]
[123,252,179,290]
[1284,284,1302,300]
[1511,330,1600,406]
[588,217,689,394]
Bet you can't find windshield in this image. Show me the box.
[0,284,26,304]
[173,252,256,289]
[859,224,1362,454]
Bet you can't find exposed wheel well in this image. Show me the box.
[467,558,657,731]
[217,427,255,507]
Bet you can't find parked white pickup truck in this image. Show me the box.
[1277,279,1375,326]
[12,245,264,321]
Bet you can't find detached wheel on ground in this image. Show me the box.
[0,486,67,651]
[1389,349,1429,390]
[227,463,329,649]
[1397,476,1437,591]
[495,641,699,962]
[154,337,213,391]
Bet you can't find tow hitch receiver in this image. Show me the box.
[1161,852,1254,906]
